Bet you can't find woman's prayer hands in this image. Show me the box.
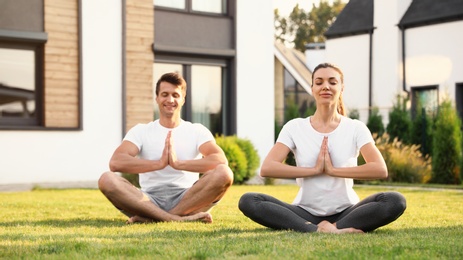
[315,136,335,176]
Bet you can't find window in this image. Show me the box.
[284,68,314,120]
[411,86,438,118]
[154,0,227,14]
[0,42,43,127]
[192,0,226,14]
[0,0,46,128]
[456,83,463,124]
[153,62,228,136]
[154,0,185,10]
[191,65,223,134]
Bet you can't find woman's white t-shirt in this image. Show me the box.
[123,119,214,192]
[276,116,374,216]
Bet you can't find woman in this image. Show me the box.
[239,63,406,233]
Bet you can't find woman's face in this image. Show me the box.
[312,67,344,107]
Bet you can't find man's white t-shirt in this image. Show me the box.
[123,119,214,192]
[276,116,374,216]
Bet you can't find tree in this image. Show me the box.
[367,107,385,136]
[431,100,462,184]
[274,0,346,52]
[387,94,411,144]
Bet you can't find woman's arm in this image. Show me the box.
[260,142,324,178]
[325,141,388,180]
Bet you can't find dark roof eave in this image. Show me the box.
[325,27,374,40]
[399,14,463,29]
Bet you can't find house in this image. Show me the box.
[274,41,314,128]
[322,0,463,123]
[0,0,274,190]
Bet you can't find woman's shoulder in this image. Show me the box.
[341,116,366,127]
[286,117,310,125]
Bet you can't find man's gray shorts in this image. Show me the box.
[120,184,188,217]
[142,184,189,212]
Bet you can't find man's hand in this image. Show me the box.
[166,131,180,169]
[158,131,170,169]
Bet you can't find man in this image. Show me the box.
[98,72,233,224]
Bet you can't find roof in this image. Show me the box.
[274,41,312,94]
[324,0,374,39]
[399,0,463,29]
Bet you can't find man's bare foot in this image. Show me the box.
[180,212,213,224]
[126,215,154,224]
[317,220,364,234]
[126,212,213,224]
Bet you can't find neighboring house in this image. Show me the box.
[0,0,274,190]
[323,0,463,123]
[274,41,314,128]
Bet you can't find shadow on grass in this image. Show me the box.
[0,218,126,228]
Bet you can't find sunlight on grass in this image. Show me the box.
[1,185,462,259]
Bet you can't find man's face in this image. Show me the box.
[155,81,185,118]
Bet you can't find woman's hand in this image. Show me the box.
[314,138,327,174]
[321,136,335,175]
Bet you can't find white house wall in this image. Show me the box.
[372,0,408,125]
[236,0,275,168]
[0,0,123,188]
[326,35,371,122]
[404,20,463,100]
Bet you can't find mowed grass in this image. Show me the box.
[0,185,462,259]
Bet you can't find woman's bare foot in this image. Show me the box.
[316,220,364,234]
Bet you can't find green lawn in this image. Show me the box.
[1,185,462,259]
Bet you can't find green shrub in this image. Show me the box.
[232,136,260,182]
[387,94,411,144]
[215,135,248,184]
[375,133,431,183]
[410,107,433,156]
[284,99,300,123]
[367,107,385,135]
[348,108,360,120]
[121,173,140,187]
[431,100,462,184]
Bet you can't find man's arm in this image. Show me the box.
[109,140,168,174]
[169,140,228,173]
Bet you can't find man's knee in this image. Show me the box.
[98,171,117,193]
[212,164,234,187]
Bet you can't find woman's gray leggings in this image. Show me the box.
[238,191,406,232]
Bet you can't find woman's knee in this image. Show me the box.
[385,191,407,215]
[238,192,259,213]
